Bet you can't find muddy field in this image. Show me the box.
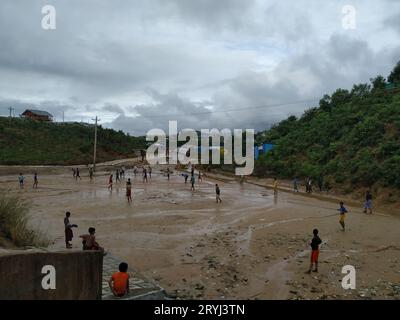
[1,164,400,300]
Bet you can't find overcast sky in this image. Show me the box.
[0,0,399,135]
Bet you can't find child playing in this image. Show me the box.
[18,173,24,189]
[64,211,78,249]
[108,174,113,191]
[80,227,105,253]
[338,201,348,231]
[108,262,130,297]
[273,178,278,196]
[126,178,132,203]
[215,184,222,203]
[306,229,322,274]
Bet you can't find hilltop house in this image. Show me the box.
[21,109,53,121]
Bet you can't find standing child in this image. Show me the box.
[293,177,299,193]
[89,167,94,181]
[64,211,78,249]
[215,184,222,203]
[148,166,152,179]
[190,175,195,191]
[273,178,278,196]
[306,229,322,274]
[338,201,348,231]
[108,174,113,191]
[18,173,24,189]
[126,178,132,203]
[143,167,148,183]
[76,168,81,180]
[108,262,130,297]
[364,190,373,214]
[33,172,38,189]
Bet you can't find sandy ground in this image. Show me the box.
[1,164,399,300]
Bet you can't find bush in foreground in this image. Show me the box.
[0,193,49,247]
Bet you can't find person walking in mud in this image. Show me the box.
[306,228,322,274]
[190,174,195,191]
[108,174,113,191]
[306,177,313,193]
[273,177,278,196]
[116,169,120,183]
[126,178,132,204]
[89,167,94,181]
[143,167,148,183]
[72,168,76,179]
[293,177,299,193]
[338,201,348,231]
[76,168,81,180]
[364,190,373,214]
[33,172,38,189]
[215,184,222,203]
[64,211,78,249]
[167,167,170,181]
[198,170,202,182]
[318,174,324,192]
[18,173,25,189]
[148,166,152,179]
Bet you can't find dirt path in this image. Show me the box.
[1,165,399,299]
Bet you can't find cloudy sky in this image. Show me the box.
[0,0,399,135]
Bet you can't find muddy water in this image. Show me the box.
[1,167,400,299]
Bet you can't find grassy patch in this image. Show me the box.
[0,193,50,247]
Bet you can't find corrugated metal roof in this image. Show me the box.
[23,109,53,117]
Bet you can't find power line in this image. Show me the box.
[144,98,319,119]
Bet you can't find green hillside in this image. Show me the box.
[255,62,400,193]
[0,118,146,165]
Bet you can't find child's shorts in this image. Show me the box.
[339,214,345,223]
[311,249,319,263]
[364,200,372,209]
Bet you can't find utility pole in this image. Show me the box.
[8,106,14,125]
[92,116,100,172]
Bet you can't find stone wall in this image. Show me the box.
[0,249,103,300]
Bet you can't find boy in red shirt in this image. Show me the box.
[108,262,130,297]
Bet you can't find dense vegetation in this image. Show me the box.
[255,62,400,192]
[0,118,146,165]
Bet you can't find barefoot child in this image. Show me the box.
[215,184,222,203]
[18,173,24,189]
[33,172,38,189]
[80,227,105,253]
[126,178,132,203]
[108,262,130,297]
[306,229,322,274]
[338,201,348,231]
[108,174,113,191]
[64,212,78,249]
[273,177,278,196]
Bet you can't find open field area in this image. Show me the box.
[1,163,399,300]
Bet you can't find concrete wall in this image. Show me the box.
[0,249,103,300]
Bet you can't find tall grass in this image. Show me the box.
[0,193,49,247]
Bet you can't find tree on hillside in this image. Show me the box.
[370,75,386,91]
[388,61,400,84]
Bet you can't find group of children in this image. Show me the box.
[17,172,38,189]
[64,212,129,297]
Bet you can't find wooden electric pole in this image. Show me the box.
[92,116,100,172]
